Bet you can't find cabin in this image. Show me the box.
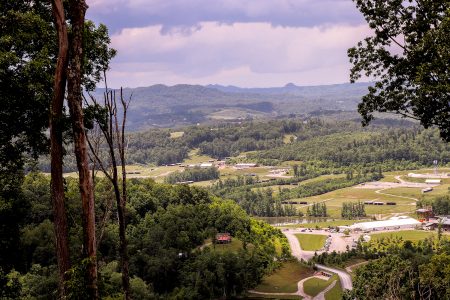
[373,201,384,206]
[386,202,397,206]
[215,233,232,244]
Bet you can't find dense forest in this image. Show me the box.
[0,173,289,299]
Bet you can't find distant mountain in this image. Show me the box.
[207,82,371,96]
[91,82,371,130]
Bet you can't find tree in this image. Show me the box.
[349,0,450,141]
[87,89,131,299]
[50,1,70,297]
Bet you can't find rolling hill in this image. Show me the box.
[91,82,372,130]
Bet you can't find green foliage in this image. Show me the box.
[165,166,220,184]
[66,258,96,300]
[0,1,116,172]
[341,201,366,219]
[306,203,328,217]
[349,0,450,141]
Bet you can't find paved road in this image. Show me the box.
[316,264,353,291]
[283,229,353,292]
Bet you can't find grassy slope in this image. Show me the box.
[253,261,313,293]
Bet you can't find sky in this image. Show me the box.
[86,0,371,88]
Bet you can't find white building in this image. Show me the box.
[350,216,421,231]
[199,163,213,168]
[425,179,441,184]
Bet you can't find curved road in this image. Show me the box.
[283,230,353,291]
[316,264,352,291]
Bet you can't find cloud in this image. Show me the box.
[86,0,365,33]
[105,22,371,88]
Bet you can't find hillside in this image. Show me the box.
[91,82,372,130]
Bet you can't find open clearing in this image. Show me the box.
[295,233,327,251]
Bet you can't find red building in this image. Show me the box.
[215,233,232,244]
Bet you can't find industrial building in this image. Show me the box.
[349,216,421,232]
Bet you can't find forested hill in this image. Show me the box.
[90,82,371,130]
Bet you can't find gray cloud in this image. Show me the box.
[86,0,365,33]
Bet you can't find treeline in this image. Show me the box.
[0,173,290,299]
[418,195,450,215]
[278,172,382,201]
[247,126,450,170]
[341,201,366,219]
[306,203,327,217]
[165,166,220,184]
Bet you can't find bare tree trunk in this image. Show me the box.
[50,1,71,298]
[87,88,131,299]
[66,1,98,298]
[116,89,131,300]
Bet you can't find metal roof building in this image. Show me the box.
[350,216,421,231]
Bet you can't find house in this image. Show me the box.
[215,233,232,244]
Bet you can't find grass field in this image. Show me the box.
[295,234,327,251]
[303,275,337,297]
[370,230,437,243]
[324,276,342,300]
[210,239,245,253]
[169,131,184,138]
[253,261,313,293]
[283,134,297,144]
[183,149,215,164]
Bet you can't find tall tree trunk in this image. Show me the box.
[66,1,98,298]
[87,89,131,299]
[118,89,131,300]
[50,0,71,298]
